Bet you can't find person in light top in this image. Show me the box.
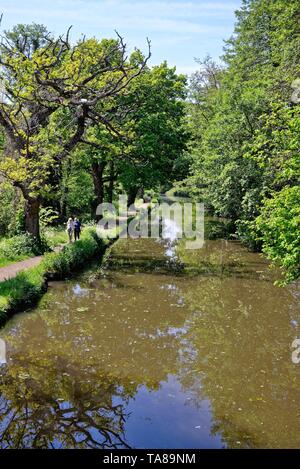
[66,218,74,243]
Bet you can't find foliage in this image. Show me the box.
[0,233,46,267]
[0,229,108,324]
[186,0,300,281]
[256,187,300,284]
[42,229,106,279]
[65,170,94,219]
[2,23,51,58]
[118,62,188,194]
[39,207,60,229]
[0,24,150,236]
[0,181,15,235]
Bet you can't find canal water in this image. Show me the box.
[0,222,300,448]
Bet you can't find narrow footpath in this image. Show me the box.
[0,202,151,283]
[0,256,44,282]
[0,245,65,282]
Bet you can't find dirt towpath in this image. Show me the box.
[0,256,44,282]
[0,244,66,283]
[0,203,152,283]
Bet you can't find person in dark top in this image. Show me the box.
[74,218,81,241]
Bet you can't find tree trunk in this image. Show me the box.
[24,197,40,239]
[91,161,106,220]
[60,157,71,221]
[107,161,114,204]
[127,186,139,208]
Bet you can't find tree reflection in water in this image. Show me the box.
[176,241,300,448]
[0,237,300,448]
[0,362,134,448]
[0,265,187,449]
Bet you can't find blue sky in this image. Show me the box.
[0,0,242,74]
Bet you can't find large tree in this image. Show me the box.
[71,61,188,213]
[0,25,150,238]
[119,62,188,205]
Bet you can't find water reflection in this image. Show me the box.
[0,267,204,448]
[0,235,299,448]
[177,241,300,448]
[0,364,131,448]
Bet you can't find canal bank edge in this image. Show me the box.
[0,229,111,327]
[0,204,153,328]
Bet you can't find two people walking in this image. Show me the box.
[66,217,81,243]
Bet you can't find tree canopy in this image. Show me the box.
[185,0,300,282]
[0,1,299,284]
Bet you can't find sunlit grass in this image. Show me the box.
[44,227,67,248]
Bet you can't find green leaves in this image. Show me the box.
[186,0,300,282]
[256,187,300,283]
[119,63,188,192]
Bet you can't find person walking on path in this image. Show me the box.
[66,218,74,243]
[74,218,81,241]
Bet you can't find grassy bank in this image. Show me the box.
[0,229,109,326]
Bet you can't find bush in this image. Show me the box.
[0,234,49,267]
[12,208,26,235]
[256,186,300,284]
[236,219,262,252]
[42,229,106,279]
[44,227,68,248]
[205,219,236,240]
[0,233,47,260]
